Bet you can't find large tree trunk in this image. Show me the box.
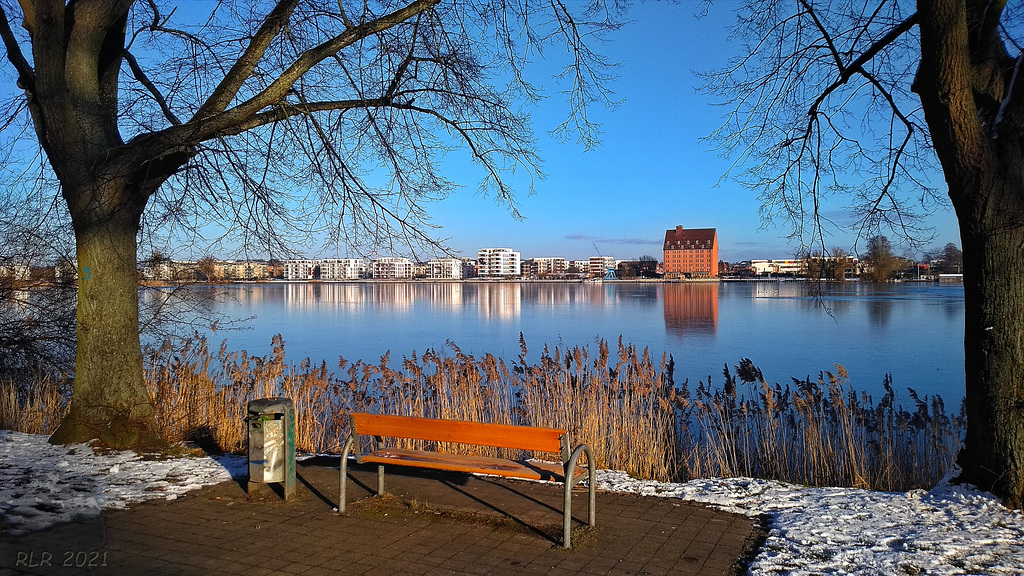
[955,188,1024,507]
[915,0,1024,506]
[48,180,165,451]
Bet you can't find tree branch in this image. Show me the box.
[191,0,440,144]
[0,5,35,91]
[810,11,920,118]
[123,48,181,125]
[193,0,302,120]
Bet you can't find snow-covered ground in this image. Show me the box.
[3,430,1024,574]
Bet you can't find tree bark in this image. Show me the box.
[48,178,165,450]
[958,220,1024,505]
[915,0,1024,506]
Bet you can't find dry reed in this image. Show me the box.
[0,371,69,434]
[0,334,964,492]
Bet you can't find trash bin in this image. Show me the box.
[245,397,296,500]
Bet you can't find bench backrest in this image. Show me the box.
[351,413,566,455]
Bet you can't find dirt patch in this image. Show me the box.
[733,512,771,575]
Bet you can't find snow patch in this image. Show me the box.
[4,430,1024,573]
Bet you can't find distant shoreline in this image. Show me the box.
[139,277,724,287]
[136,276,964,288]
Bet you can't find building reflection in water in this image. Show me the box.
[663,282,719,336]
[476,282,521,319]
[271,279,720,331]
[426,282,464,310]
[278,280,517,317]
[752,279,804,299]
[372,282,415,311]
[282,281,380,308]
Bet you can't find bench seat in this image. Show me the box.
[338,413,596,548]
[360,448,581,482]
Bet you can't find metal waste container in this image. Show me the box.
[245,397,296,500]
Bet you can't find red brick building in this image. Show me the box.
[663,226,719,279]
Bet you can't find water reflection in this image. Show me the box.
[752,280,805,299]
[265,281,723,333]
[426,282,464,309]
[867,298,894,326]
[476,282,521,319]
[173,280,965,402]
[663,282,718,336]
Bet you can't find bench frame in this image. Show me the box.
[339,413,596,548]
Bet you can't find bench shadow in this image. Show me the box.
[478,477,566,517]
[438,477,561,545]
[318,457,471,509]
[296,471,335,508]
[327,459,565,545]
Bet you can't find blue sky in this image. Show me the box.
[424,2,961,263]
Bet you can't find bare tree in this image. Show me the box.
[0,189,76,382]
[0,0,621,450]
[196,256,220,283]
[703,0,1024,505]
[831,247,852,281]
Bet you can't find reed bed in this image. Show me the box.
[676,361,964,491]
[0,371,69,434]
[1,335,964,492]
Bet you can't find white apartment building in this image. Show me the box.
[427,258,464,280]
[571,260,590,273]
[284,258,366,280]
[284,259,318,280]
[588,256,616,278]
[372,257,414,279]
[477,248,521,278]
[319,258,366,280]
[750,259,805,276]
[533,257,567,276]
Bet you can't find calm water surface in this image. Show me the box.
[173,281,966,405]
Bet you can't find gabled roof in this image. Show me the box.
[664,226,717,250]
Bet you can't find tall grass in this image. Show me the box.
[0,371,69,434]
[676,361,963,491]
[0,335,964,492]
[144,335,348,453]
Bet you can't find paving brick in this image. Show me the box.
[1,460,763,576]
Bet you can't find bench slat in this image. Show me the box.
[352,413,565,454]
[361,448,584,482]
[339,413,596,549]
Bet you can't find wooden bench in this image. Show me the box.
[338,413,596,548]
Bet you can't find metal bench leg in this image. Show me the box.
[339,435,355,513]
[563,481,573,548]
[588,454,597,527]
[377,464,385,495]
[563,443,597,548]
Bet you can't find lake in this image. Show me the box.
[158,280,966,406]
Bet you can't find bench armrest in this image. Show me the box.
[564,443,595,485]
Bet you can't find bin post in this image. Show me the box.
[245,397,296,501]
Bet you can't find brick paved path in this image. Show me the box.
[2,458,765,575]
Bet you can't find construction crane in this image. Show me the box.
[592,243,617,280]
